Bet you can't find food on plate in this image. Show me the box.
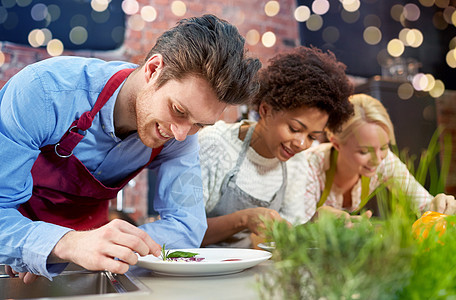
[161,245,205,262]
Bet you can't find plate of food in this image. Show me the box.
[136,248,272,276]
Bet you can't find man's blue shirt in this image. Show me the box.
[0,56,207,279]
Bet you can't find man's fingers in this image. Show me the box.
[112,231,151,257]
[22,272,38,284]
[5,265,16,277]
[103,244,139,266]
[99,257,130,274]
[111,220,161,256]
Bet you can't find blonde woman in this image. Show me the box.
[301,93,456,220]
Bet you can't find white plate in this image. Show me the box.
[136,248,272,276]
[257,242,276,252]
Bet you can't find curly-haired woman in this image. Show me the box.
[198,46,354,248]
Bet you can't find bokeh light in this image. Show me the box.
[30,3,47,21]
[449,37,456,50]
[69,26,88,45]
[91,0,109,12]
[27,28,53,47]
[70,14,88,28]
[398,28,410,45]
[312,0,330,16]
[46,39,64,56]
[1,0,15,8]
[446,49,456,68]
[412,73,428,91]
[342,0,360,13]
[47,4,60,22]
[390,4,403,22]
[127,13,145,31]
[341,9,360,24]
[294,5,310,22]
[141,5,157,22]
[363,14,381,28]
[397,82,414,100]
[429,80,445,98]
[261,31,276,48]
[265,1,280,17]
[363,26,382,45]
[246,29,260,46]
[28,29,43,47]
[435,0,450,9]
[306,14,323,31]
[422,74,436,92]
[387,39,405,57]
[16,0,32,7]
[121,0,139,15]
[419,0,435,7]
[111,26,125,43]
[451,10,456,25]
[433,11,448,30]
[403,3,420,22]
[171,1,186,17]
[322,26,339,44]
[443,6,455,24]
[406,29,424,48]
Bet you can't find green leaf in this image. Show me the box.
[167,251,199,258]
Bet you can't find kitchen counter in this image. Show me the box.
[127,261,271,300]
[30,260,273,300]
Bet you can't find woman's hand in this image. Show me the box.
[430,193,456,214]
[240,207,288,235]
[314,205,372,227]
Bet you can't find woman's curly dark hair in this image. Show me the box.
[251,46,354,133]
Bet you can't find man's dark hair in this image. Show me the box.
[251,46,354,133]
[145,14,261,106]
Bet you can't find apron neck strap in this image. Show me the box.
[316,147,371,211]
[317,147,338,208]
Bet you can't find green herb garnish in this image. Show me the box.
[161,244,198,260]
[167,251,199,258]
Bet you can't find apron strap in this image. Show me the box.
[55,68,135,157]
[351,176,371,214]
[316,148,371,212]
[317,147,338,208]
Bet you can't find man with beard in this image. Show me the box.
[0,14,261,283]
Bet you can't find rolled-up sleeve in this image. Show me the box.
[0,68,73,280]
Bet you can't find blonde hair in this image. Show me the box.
[327,93,396,145]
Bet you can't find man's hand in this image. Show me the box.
[5,265,38,284]
[430,193,456,215]
[51,219,161,275]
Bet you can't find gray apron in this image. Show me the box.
[206,124,287,248]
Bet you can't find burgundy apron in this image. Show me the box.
[19,69,162,230]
